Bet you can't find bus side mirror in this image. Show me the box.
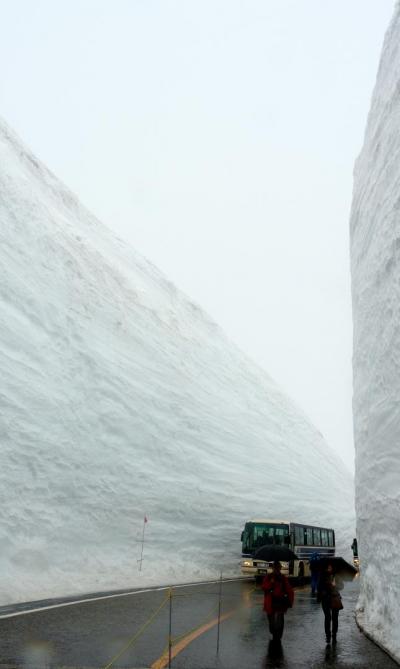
[241,532,244,541]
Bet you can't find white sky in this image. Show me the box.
[0,1,395,471]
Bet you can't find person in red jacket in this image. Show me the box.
[262,560,294,641]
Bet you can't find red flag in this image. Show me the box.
[144,515,148,523]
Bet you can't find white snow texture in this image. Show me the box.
[0,118,354,606]
[350,3,400,661]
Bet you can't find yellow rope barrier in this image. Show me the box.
[102,580,258,669]
[102,593,169,669]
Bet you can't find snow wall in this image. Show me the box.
[0,118,354,606]
[350,4,400,661]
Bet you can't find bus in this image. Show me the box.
[240,519,335,579]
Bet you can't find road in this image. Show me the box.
[0,578,397,668]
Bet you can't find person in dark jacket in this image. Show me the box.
[262,561,294,641]
[317,562,343,644]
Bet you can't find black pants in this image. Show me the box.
[267,612,285,639]
[322,602,339,639]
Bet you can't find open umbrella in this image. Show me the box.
[316,556,357,580]
[254,545,298,562]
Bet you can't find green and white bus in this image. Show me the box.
[241,518,335,578]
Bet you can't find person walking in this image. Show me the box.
[262,560,294,642]
[309,552,320,595]
[317,562,343,644]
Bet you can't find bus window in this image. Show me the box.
[253,525,274,547]
[328,530,334,547]
[321,530,328,546]
[275,527,287,543]
[305,527,313,545]
[242,525,252,553]
[313,529,321,546]
[295,526,304,545]
[242,523,290,552]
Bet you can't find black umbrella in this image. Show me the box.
[316,556,357,580]
[254,545,298,562]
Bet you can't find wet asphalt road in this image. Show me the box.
[0,578,397,668]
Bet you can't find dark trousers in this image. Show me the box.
[311,572,319,594]
[267,612,285,639]
[322,602,339,639]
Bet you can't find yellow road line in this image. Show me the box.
[150,609,235,669]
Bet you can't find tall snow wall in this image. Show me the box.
[350,4,400,661]
[0,118,354,606]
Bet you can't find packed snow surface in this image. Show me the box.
[0,118,354,606]
[350,4,400,662]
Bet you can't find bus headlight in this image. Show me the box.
[242,560,252,567]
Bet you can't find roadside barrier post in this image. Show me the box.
[216,571,223,654]
[168,587,173,668]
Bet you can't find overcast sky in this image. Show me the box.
[0,1,395,471]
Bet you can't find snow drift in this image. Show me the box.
[350,4,400,661]
[0,117,354,606]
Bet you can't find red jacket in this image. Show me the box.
[262,573,294,614]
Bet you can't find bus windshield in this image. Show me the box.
[242,522,289,554]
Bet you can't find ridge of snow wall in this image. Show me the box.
[0,117,354,606]
[350,3,400,661]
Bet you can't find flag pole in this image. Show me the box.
[216,571,222,654]
[168,587,173,668]
[138,515,147,572]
